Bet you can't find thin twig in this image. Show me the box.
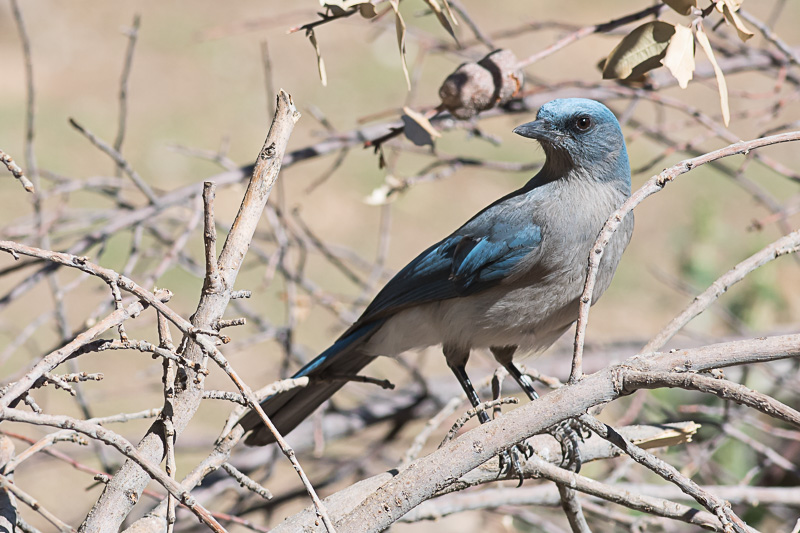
[570,130,800,384]
[113,14,141,177]
[0,150,34,193]
[221,462,273,500]
[578,415,749,533]
[440,397,519,447]
[202,181,222,294]
[515,4,665,68]
[739,9,800,66]
[0,475,74,533]
[0,409,225,532]
[68,118,160,205]
[644,230,800,352]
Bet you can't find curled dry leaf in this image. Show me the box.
[695,22,730,126]
[440,0,457,26]
[632,421,701,449]
[717,0,754,42]
[306,29,327,86]
[662,0,697,16]
[321,0,378,18]
[602,21,676,80]
[359,2,378,18]
[662,23,695,89]
[320,0,364,15]
[422,0,457,42]
[390,0,411,90]
[401,107,441,147]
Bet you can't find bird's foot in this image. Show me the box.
[498,441,534,486]
[549,418,587,472]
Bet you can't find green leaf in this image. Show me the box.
[662,0,697,16]
[662,23,695,89]
[603,21,676,80]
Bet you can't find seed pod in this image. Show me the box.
[439,62,495,119]
[477,49,524,106]
[438,49,524,119]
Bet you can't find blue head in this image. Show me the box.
[514,98,630,191]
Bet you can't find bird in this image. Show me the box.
[239,98,634,470]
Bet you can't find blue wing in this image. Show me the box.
[346,197,542,332]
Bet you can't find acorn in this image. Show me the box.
[438,49,524,119]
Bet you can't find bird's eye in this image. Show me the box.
[575,116,592,132]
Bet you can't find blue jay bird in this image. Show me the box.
[240,98,633,469]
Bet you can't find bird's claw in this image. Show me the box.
[498,442,533,486]
[550,418,586,472]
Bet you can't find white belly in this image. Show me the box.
[362,281,577,358]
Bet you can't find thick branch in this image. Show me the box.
[334,334,798,532]
[79,90,300,533]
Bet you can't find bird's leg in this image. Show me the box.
[491,346,584,473]
[445,346,524,484]
[448,362,491,424]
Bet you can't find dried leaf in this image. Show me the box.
[662,0,697,16]
[422,0,457,42]
[320,1,376,18]
[321,0,352,16]
[390,0,411,90]
[602,21,676,80]
[320,0,359,10]
[401,106,441,146]
[307,29,327,87]
[365,183,392,205]
[359,2,378,18]
[721,0,754,41]
[377,145,387,169]
[365,176,403,205]
[714,0,742,12]
[632,421,701,448]
[441,0,457,26]
[695,23,730,126]
[662,23,695,89]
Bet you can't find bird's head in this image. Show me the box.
[514,98,630,189]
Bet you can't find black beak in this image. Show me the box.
[513,119,560,142]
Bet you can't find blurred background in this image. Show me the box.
[0,1,799,531]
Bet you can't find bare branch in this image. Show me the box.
[0,149,34,193]
[335,334,798,532]
[0,409,224,531]
[570,130,800,383]
[81,89,302,532]
[645,229,800,352]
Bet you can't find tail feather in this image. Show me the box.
[240,322,382,446]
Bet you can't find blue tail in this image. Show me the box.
[240,321,383,445]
